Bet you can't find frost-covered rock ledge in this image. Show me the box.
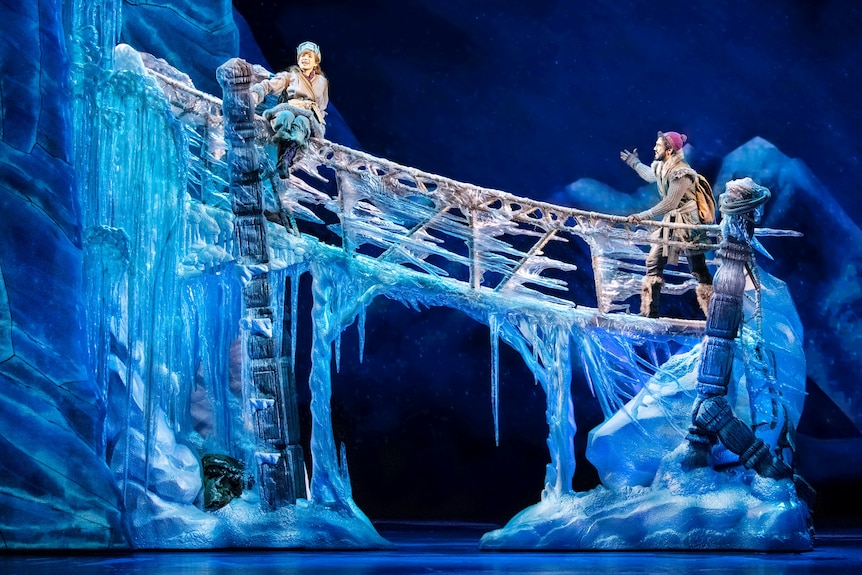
[128,492,392,549]
[480,444,811,551]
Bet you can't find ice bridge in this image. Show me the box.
[128,52,797,519]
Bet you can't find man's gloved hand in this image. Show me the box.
[620,148,640,167]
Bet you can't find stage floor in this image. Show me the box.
[2,523,861,574]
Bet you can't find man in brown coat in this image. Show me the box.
[620,131,713,318]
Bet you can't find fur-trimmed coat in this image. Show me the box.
[251,66,329,124]
[632,154,707,239]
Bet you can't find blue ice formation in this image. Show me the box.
[75,44,386,548]
[481,270,810,550]
[0,2,123,549]
[122,0,239,95]
[589,270,805,490]
[0,0,816,552]
[1,0,386,549]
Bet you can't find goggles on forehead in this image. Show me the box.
[296,41,321,61]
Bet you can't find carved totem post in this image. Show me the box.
[217,58,307,509]
[685,179,792,479]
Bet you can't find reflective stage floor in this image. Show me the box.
[2,523,861,574]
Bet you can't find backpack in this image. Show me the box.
[693,173,716,224]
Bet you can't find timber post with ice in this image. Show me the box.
[686,180,795,479]
[217,58,307,508]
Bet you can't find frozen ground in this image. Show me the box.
[2,523,860,575]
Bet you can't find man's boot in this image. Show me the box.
[695,283,714,317]
[640,276,663,318]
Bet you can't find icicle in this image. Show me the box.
[290,270,299,370]
[122,281,136,505]
[335,332,342,373]
[579,344,598,399]
[357,305,367,364]
[339,441,352,492]
[490,313,501,446]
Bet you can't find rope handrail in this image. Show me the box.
[315,140,801,238]
[149,69,225,108]
[317,140,713,232]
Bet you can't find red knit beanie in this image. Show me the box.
[659,131,687,151]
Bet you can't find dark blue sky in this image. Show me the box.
[233,1,862,220]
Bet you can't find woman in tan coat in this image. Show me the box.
[251,41,329,176]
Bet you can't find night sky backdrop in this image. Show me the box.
[230,1,862,525]
[232,1,862,217]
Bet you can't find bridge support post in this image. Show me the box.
[217,58,307,509]
[684,180,792,479]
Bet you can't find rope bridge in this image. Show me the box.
[142,57,804,334]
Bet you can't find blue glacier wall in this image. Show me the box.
[121,1,237,95]
[0,0,124,548]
